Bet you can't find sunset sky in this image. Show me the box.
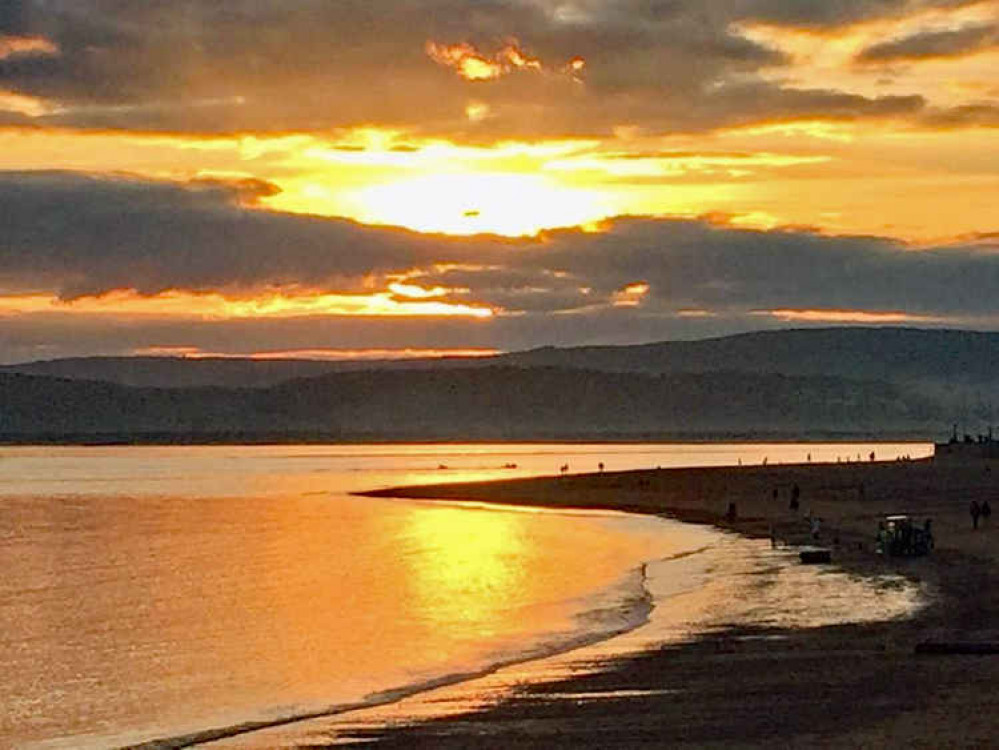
[1,0,997,363]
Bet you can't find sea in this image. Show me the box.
[0,442,933,749]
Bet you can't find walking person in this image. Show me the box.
[982,500,992,526]
[971,500,982,530]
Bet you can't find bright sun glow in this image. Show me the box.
[347,173,613,236]
[3,125,998,243]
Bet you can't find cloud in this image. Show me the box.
[0,33,58,60]
[920,102,999,128]
[856,23,999,63]
[0,0,955,138]
[736,0,983,28]
[2,171,998,320]
[0,171,478,298]
[426,39,548,81]
[1,169,998,360]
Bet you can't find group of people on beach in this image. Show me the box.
[970,500,992,529]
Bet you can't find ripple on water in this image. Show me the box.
[206,527,929,750]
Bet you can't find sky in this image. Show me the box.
[0,0,997,363]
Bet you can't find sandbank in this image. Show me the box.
[329,458,999,748]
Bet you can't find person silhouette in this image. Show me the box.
[971,500,982,530]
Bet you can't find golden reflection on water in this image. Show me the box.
[404,507,527,628]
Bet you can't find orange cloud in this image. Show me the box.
[132,346,499,361]
[0,90,55,116]
[501,43,543,72]
[758,309,943,324]
[612,282,651,307]
[0,34,59,60]
[0,289,496,320]
[425,39,573,82]
[426,41,504,80]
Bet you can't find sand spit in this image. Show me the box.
[331,458,999,748]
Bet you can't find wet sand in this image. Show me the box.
[329,458,999,748]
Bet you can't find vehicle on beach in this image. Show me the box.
[876,514,933,557]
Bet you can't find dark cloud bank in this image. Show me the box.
[0,171,997,360]
[856,22,999,63]
[0,0,985,136]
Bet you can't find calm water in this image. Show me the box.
[0,443,932,749]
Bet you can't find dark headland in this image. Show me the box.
[337,457,999,748]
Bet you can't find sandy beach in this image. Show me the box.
[333,457,999,748]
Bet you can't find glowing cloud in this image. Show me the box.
[426,41,504,80]
[465,101,491,122]
[613,282,651,308]
[0,34,59,60]
[0,90,56,117]
[425,39,574,82]
[758,309,943,324]
[132,346,499,361]
[0,289,496,320]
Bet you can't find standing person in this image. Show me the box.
[971,500,982,530]
[982,500,992,526]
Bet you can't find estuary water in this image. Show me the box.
[0,443,931,749]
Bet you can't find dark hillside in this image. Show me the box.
[0,367,943,442]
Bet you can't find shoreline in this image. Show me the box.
[0,434,935,446]
[331,459,999,748]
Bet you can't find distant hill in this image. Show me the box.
[3,329,997,393]
[0,328,993,441]
[0,356,427,388]
[0,367,943,442]
[500,328,999,385]
[498,328,999,425]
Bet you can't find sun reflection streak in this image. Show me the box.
[404,507,526,627]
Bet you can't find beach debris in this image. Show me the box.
[799,547,832,564]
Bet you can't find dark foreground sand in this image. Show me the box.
[331,458,999,749]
